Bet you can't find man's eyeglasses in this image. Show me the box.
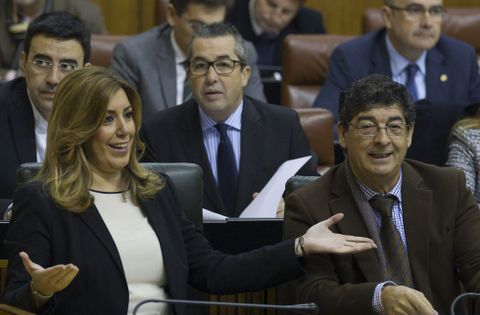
[30,58,78,75]
[187,59,243,75]
[349,122,409,137]
[388,4,446,20]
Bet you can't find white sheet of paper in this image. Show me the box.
[203,208,227,221]
[239,155,311,218]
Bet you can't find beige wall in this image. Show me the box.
[93,0,480,35]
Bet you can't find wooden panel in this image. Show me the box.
[91,0,480,35]
[91,0,156,35]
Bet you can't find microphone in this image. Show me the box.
[132,298,319,314]
[450,292,480,315]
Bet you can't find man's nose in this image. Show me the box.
[45,66,62,85]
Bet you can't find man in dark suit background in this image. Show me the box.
[226,0,326,67]
[0,11,90,212]
[314,0,480,125]
[0,0,105,81]
[285,74,480,315]
[110,0,265,119]
[141,22,316,217]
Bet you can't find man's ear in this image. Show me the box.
[241,65,251,87]
[165,4,178,27]
[406,123,414,148]
[337,122,348,149]
[19,51,27,73]
[382,5,393,29]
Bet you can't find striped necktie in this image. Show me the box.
[405,63,419,102]
[370,195,414,287]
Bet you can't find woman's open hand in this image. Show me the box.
[20,251,79,296]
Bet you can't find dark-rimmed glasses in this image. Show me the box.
[187,59,243,75]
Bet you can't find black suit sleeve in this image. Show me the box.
[160,176,304,294]
[3,184,56,313]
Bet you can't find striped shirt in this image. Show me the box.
[199,103,243,183]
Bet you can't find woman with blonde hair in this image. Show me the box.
[447,103,480,203]
[4,66,376,314]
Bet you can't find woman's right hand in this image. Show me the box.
[19,251,79,296]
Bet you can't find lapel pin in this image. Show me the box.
[440,74,448,82]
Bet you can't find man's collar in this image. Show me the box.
[27,91,48,133]
[354,169,403,202]
[198,101,243,132]
[385,34,427,76]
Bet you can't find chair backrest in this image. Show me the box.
[294,108,335,172]
[281,34,353,108]
[284,175,320,198]
[15,162,203,229]
[362,7,480,57]
[89,34,129,67]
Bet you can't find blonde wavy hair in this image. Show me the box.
[34,66,163,212]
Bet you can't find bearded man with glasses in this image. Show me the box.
[0,11,90,216]
[141,22,317,217]
[314,0,480,141]
[286,74,480,315]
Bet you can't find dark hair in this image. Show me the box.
[170,0,231,16]
[338,74,416,128]
[187,22,247,64]
[24,11,91,64]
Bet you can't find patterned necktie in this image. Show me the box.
[214,124,238,215]
[370,195,414,287]
[405,63,419,102]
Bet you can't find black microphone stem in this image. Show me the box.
[132,298,319,315]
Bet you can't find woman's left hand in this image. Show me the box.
[298,213,377,256]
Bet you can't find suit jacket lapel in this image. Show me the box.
[78,205,125,277]
[330,164,384,282]
[8,81,36,163]
[425,45,448,101]
[180,102,225,214]
[156,27,177,109]
[371,30,392,76]
[401,162,433,298]
[235,99,262,216]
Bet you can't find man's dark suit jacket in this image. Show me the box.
[284,160,480,315]
[313,29,480,122]
[0,77,36,211]
[0,0,106,74]
[141,97,316,216]
[226,1,326,67]
[4,177,303,314]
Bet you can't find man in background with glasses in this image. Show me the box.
[286,74,480,315]
[141,22,316,217]
[111,0,265,120]
[0,11,90,215]
[314,0,480,138]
